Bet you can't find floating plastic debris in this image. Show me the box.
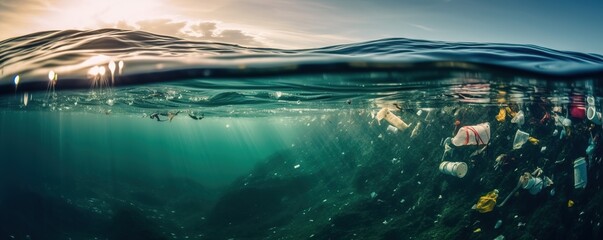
[411,122,421,138]
[495,219,502,229]
[386,125,398,133]
[474,189,498,213]
[513,129,530,149]
[528,136,539,145]
[574,157,587,189]
[370,192,377,198]
[376,107,410,131]
[439,161,468,178]
[496,108,506,122]
[511,110,525,126]
[451,123,490,146]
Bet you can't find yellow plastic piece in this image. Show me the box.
[475,190,499,213]
[528,137,539,145]
[473,228,482,233]
[505,107,517,118]
[568,200,574,208]
[496,108,506,122]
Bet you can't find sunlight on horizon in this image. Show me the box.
[48,0,169,28]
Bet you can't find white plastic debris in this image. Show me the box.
[451,123,490,146]
[386,125,399,133]
[376,107,411,131]
[511,110,525,126]
[411,122,421,138]
[513,129,530,149]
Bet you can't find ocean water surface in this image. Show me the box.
[1,29,603,240]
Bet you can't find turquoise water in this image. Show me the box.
[1,29,603,239]
[1,112,302,187]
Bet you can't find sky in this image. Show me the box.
[0,0,602,54]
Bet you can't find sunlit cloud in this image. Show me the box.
[0,0,356,49]
[101,19,263,47]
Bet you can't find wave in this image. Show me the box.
[1,29,602,93]
[0,29,601,116]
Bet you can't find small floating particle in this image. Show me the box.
[294,164,300,169]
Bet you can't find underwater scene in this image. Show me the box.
[1,29,603,240]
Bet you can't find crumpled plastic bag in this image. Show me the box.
[451,123,490,146]
[474,189,499,213]
[511,110,525,126]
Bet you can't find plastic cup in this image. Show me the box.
[574,157,587,189]
[513,129,530,149]
[439,161,468,178]
[587,107,602,125]
[587,96,595,106]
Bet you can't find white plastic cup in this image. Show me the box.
[522,177,544,195]
[513,129,530,150]
[574,157,587,189]
[439,161,468,178]
[587,107,602,125]
[587,96,595,106]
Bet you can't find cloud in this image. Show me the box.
[136,19,187,37]
[190,22,217,38]
[102,18,262,47]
